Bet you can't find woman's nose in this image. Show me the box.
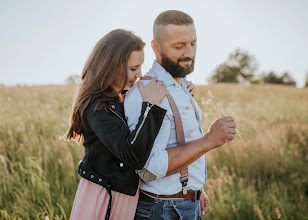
[136,69,142,78]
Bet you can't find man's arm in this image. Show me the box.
[125,83,237,181]
[166,116,236,176]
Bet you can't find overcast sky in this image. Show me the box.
[1,0,307,87]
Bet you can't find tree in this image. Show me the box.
[280,72,296,86]
[210,48,257,83]
[263,72,280,84]
[66,74,81,85]
[262,71,296,86]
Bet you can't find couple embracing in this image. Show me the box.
[67,10,237,220]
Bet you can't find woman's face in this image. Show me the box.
[124,49,144,90]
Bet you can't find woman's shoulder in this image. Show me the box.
[87,95,122,116]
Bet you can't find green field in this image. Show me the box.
[0,84,307,219]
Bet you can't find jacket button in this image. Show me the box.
[120,163,124,167]
[99,178,102,182]
[91,175,94,178]
[111,105,115,109]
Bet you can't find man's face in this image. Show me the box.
[158,24,197,78]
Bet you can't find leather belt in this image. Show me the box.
[140,190,201,201]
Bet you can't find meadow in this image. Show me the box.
[0,84,307,219]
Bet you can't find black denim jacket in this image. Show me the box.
[77,95,166,218]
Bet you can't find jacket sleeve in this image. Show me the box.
[86,101,167,170]
[124,85,171,182]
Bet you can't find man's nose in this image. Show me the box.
[184,45,195,58]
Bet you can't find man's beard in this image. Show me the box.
[160,52,195,78]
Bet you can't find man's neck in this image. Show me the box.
[174,77,182,85]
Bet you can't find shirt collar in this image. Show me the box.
[151,60,186,87]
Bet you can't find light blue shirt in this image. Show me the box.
[124,61,207,195]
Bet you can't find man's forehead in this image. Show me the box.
[164,24,197,43]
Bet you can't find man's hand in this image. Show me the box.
[205,116,237,150]
[200,189,210,215]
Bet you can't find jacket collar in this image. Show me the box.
[108,100,124,115]
[90,94,124,115]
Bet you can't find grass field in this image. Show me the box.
[0,84,307,219]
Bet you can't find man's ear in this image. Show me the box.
[151,40,162,63]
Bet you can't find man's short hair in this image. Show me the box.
[153,10,194,42]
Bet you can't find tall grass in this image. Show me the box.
[0,85,81,219]
[200,84,308,220]
[0,84,307,219]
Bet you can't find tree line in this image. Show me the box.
[209,48,308,87]
[66,48,308,87]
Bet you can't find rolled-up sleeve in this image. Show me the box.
[125,84,171,181]
[141,116,170,179]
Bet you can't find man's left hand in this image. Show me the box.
[200,189,210,215]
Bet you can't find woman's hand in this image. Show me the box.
[186,80,196,97]
[138,78,169,105]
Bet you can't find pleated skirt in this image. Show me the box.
[70,177,139,220]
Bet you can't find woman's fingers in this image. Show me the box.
[139,78,169,105]
[138,80,143,90]
[186,80,196,96]
[186,80,192,87]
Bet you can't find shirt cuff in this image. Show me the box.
[144,150,169,179]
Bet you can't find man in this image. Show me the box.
[124,10,236,219]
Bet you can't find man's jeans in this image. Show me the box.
[134,197,201,220]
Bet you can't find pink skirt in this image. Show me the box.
[70,177,139,220]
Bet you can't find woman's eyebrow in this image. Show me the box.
[129,65,140,68]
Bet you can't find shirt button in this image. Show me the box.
[120,163,124,167]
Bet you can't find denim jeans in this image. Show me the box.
[134,197,201,220]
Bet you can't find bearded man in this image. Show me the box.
[124,10,236,220]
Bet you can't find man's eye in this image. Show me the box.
[175,46,183,50]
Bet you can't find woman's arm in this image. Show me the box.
[86,100,166,170]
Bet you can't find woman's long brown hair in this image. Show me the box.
[66,29,145,142]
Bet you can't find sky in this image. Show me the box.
[0,0,307,87]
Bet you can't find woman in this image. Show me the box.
[67,29,196,220]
